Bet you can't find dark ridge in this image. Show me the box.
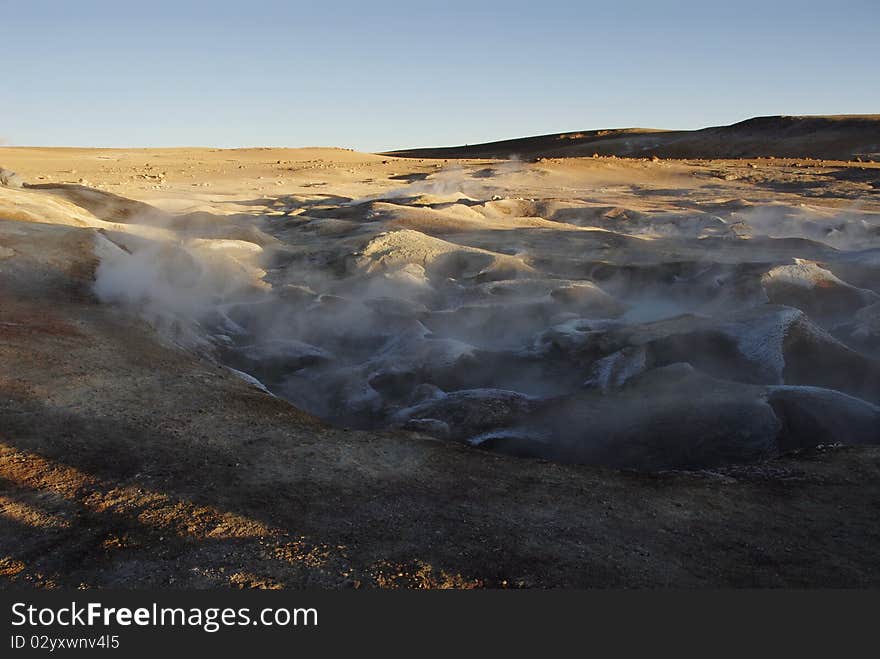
[383,115,880,161]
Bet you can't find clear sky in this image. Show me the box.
[2,0,878,151]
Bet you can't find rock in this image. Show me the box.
[0,167,23,188]
[549,281,626,315]
[393,388,538,441]
[403,418,451,438]
[832,301,880,356]
[223,339,333,384]
[762,259,879,322]
[584,346,647,391]
[768,386,880,449]
[526,367,783,470]
[467,430,552,459]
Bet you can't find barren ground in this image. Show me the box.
[2,132,880,587]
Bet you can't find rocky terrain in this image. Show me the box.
[2,119,880,587]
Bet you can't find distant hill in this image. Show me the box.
[384,115,880,161]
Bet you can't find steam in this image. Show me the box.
[348,157,525,205]
[91,164,880,470]
[733,204,880,250]
[93,234,269,346]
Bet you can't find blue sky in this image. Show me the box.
[2,0,878,151]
